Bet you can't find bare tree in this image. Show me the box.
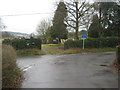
[36,19,52,43]
[0,18,6,39]
[36,19,51,36]
[65,0,95,40]
[0,18,6,30]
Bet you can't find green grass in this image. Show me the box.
[17,49,46,56]
[63,48,81,54]
[42,44,116,54]
[55,49,64,53]
[46,49,64,54]
[42,43,116,54]
[42,44,64,54]
[47,49,56,54]
[42,44,62,48]
[63,48,116,54]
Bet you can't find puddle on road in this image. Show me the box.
[92,69,114,76]
[100,64,107,66]
[98,52,115,57]
[54,60,67,65]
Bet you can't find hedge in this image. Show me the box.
[2,45,21,88]
[64,37,120,49]
[116,45,120,64]
[2,37,42,50]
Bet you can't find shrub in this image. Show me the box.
[64,37,120,49]
[2,39,12,45]
[116,45,120,64]
[84,38,99,48]
[99,37,120,48]
[2,45,21,88]
[2,38,42,50]
[64,39,82,49]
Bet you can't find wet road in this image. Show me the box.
[17,52,118,88]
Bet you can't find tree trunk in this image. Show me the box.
[75,1,79,40]
[58,38,61,43]
[99,5,103,38]
[75,24,79,40]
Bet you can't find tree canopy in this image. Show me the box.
[95,2,120,37]
[88,14,102,38]
[65,0,94,40]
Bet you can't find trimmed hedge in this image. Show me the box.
[116,45,120,64]
[64,37,120,49]
[2,37,42,50]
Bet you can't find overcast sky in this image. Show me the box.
[0,0,60,34]
[0,0,113,34]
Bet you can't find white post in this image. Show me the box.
[83,39,84,49]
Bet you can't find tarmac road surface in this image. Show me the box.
[17,52,118,88]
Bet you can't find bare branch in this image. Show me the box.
[65,19,76,29]
[78,1,86,10]
[67,10,76,19]
[66,18,76,23]
[65,0,95,39]
[66,2,75,7]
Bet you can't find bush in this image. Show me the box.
[2,38,42,50]
[2,45,21,88]
[99,37,120,48]
[84,38,99,48]
[116,45,120,64]
[64,39,82,49]
[64,37,120,49]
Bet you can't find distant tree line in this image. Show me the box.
[2,31,14,38]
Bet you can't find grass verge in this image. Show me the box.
[42,44,62,48]
[42,44,64,54]
[63,48,116,54]
[17,49,46,57]
[42,44,116,54]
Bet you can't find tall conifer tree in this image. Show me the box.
[52,2,68,42]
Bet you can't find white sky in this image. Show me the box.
[0,0,59,34]
[0,0,111,34]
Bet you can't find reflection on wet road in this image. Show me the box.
[17,52,118,88]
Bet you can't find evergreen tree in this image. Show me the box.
[106,2,120,37]
[52,2,68,42]
[88,14,102,38]
[96,2,120,37]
